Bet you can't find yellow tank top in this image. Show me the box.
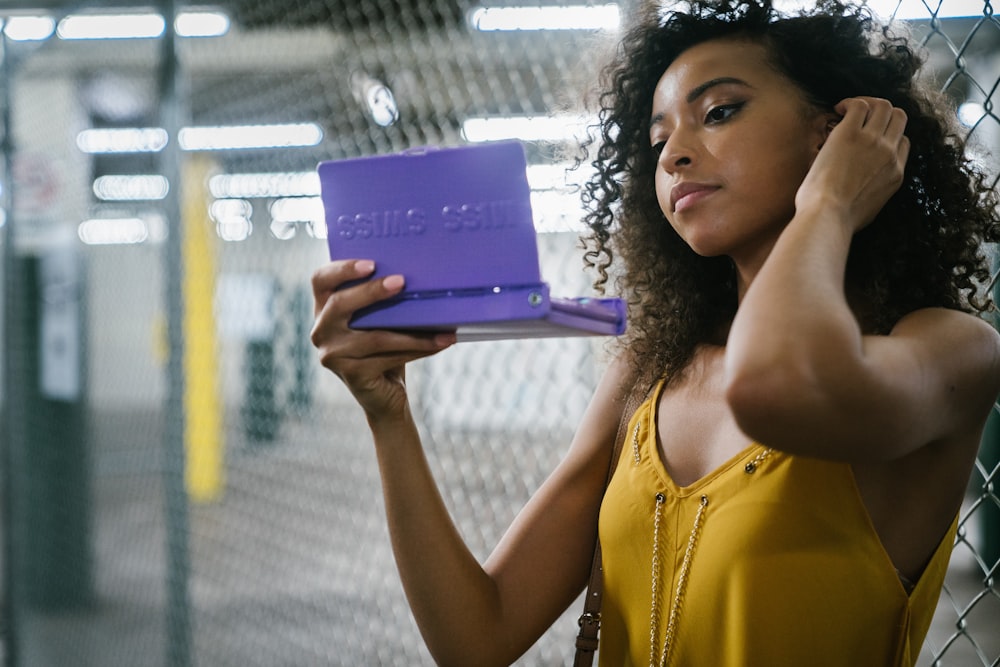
[598,379,957,667]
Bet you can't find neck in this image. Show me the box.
[730,235,778,305]
[733,256,764,304]
[733,248,875,334]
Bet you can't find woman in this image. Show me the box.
[310,1,1000,665]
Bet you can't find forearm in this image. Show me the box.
[368,407,508,666]
[728,95,909,384]
[311,260,511,661]
[725,202,866,442]
[730,201,859,372]
[726,96,917,454]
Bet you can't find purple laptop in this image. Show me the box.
[317,141,626,341]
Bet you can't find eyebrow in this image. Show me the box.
[650,76,753,126]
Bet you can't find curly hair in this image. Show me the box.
[579,0,1000,386]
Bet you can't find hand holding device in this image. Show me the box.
[310,258,455,420]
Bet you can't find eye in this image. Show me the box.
[705,102,745,124]
[651,140,666,156]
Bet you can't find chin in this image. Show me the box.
[671,220,728,257]
[681,236,730,259]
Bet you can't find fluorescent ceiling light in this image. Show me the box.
[175,11,230,37]
[179,123,324,151]
[58,13,166,40]
[470,4,620,31]
[269,196,324,224]
[209,171,320,199]
[210,198,253,221]
[269,219,297,240]
[767,0,985,19]
[530,190,585,234]
[957,102,985,127]
[78,217,149,245]
[525,163,595,233]
[77,123,322,154]
[216,219,253,241]
[93,175,170,201]
[76,128,169,154]
[6,11,227,41]
[268,197,327,241]
[526,163,588,190]
[209,199,254,241]
[462,114,594,143]
[862,0,986,19]
[305,220,328,240]
[4,15,56,41]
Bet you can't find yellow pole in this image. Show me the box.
[182,154,224,502]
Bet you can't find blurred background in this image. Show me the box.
[0,0,997,665]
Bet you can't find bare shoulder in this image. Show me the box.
[563,352,638,470]
[854,309,998,578]
[889,307,1000,424]
[598,350,640,400]
[891,305,1000,346]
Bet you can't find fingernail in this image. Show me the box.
[355,260,375,274]
[383,274,405,291]
[435,332,457,347]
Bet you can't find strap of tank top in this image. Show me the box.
[574,376,649,667]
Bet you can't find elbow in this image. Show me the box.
[430,643,520,667]
[724,359,817,447]
[421,613,520,667]
[725,359,910,462]
[725,370,774,442]
[432,653,506,667]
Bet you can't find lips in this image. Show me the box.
[670,181,719,212]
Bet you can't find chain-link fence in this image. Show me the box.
[0,1,997,666]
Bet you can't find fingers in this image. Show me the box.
[314,274,406,330]
[311,259,413,338]
[801,97,910,231]
[832,97,907,146]
[335,337,453,379]
[310,269,440,360]
[319,333,446,387]
[831,96,908,180]
[311,259,380,317]
[315,325,454,412]
[897,134,911,168]
[315,325,453,369]
[310,258,454,377]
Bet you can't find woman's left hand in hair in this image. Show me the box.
[795,96,910,233]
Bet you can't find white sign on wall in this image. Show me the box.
[39,243,81,401]
[216,272,276,342]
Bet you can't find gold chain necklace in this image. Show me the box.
[743,447,773,474]
[632,421,642,464]
[648,493,708,667]
[646,447,773,667]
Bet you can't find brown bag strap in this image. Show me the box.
[573,379,647,667]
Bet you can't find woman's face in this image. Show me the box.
[649,38,829,266]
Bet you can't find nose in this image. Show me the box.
[658,131,695,172]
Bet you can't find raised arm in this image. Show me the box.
[725,97,1000,462]
[311,259,631,665]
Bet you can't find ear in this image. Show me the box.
[811,112,841,153]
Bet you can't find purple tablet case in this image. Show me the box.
[317,141,626,341]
